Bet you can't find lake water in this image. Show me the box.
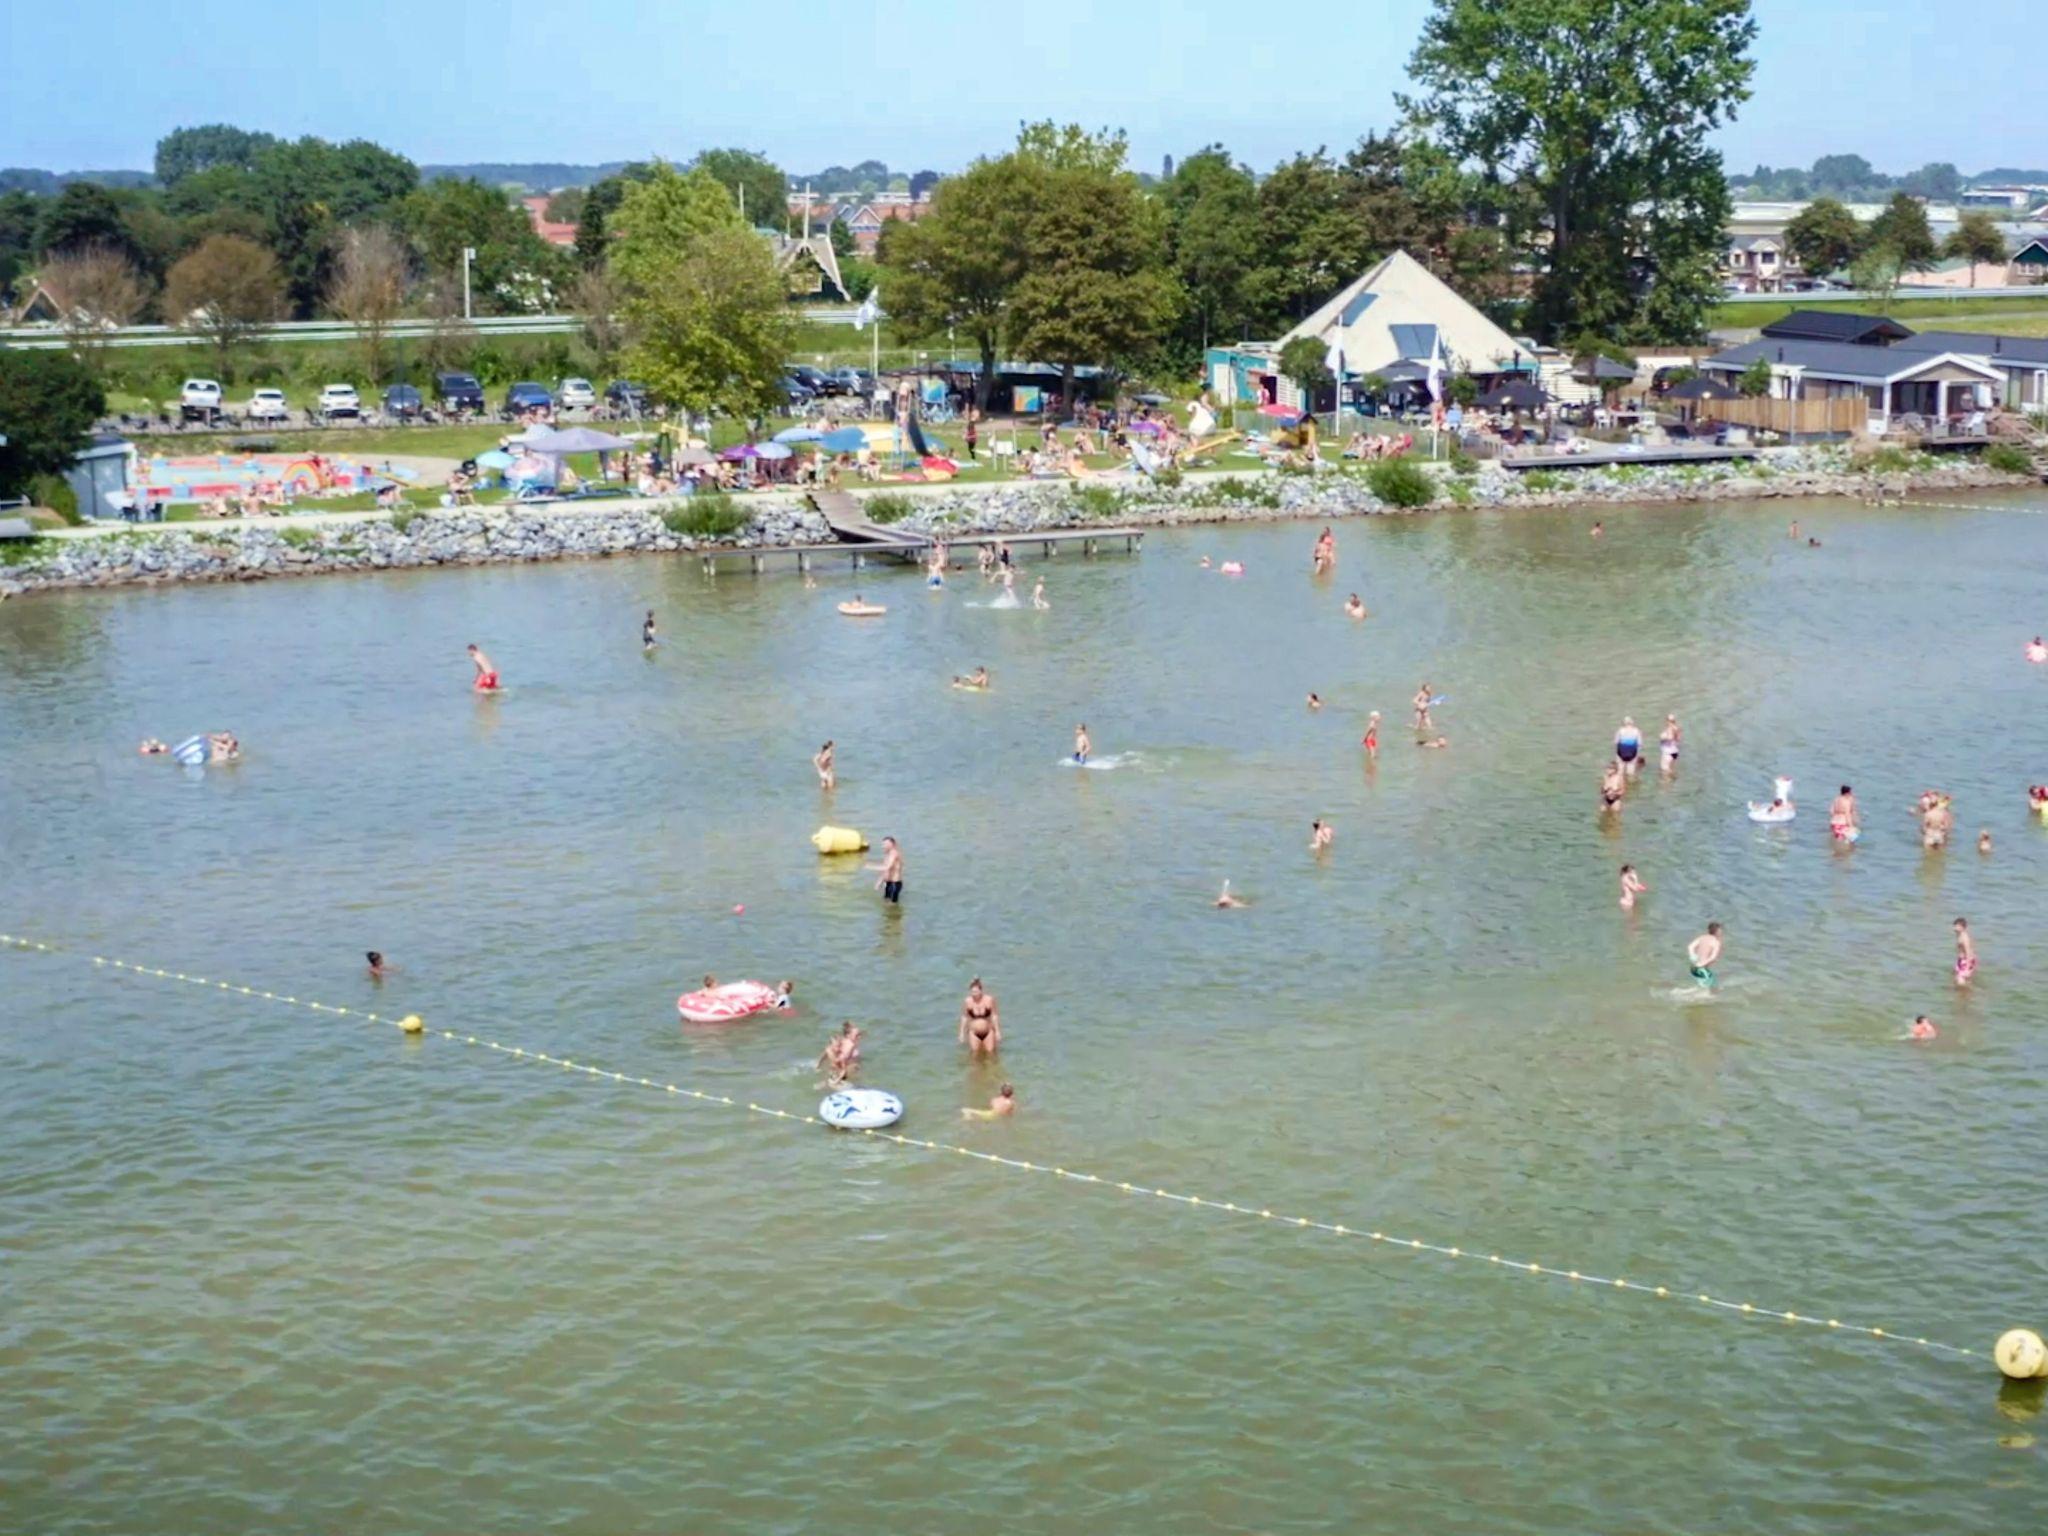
[5,496,2047,1532]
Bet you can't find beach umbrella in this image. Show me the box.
[821,427,868,453]
[755,441,793,460]
[523,425,635,453]
[1257,402,1302,421]
[673,445,714,467]
[720,444,761,461]
[1476,381,1550,410]
[774,426,826,443]
[1663,375,1738,401]
[475,450,515,469]
[1126,420,1166,436]
[1572,355,1635,384]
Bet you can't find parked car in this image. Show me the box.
[382,383,423,420]
[505,381,554,416]
[436,371,486,414]
[605,379,651,415]
[558,377,597,410]
[180,378,223,420]
[787,364,834,395]
[244,388,290,423]
[828,367,873,397]
[317,383,362,421]
[777,375,815,408]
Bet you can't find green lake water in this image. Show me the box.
[4,496,2046,1532]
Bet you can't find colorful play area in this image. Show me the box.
[130,453,416,510]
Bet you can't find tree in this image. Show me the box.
[1849,245,1906,311]
[325,225,409,382]
[1250,150,1378,323]
[569,264,626,375]
[1006,129,1180,407]
[0,188,37,296]
[1783,196,1861,280]
[619,225,790,421]
[40,245,148,368]
[545,187,586,226]
[0,350,105,496]
[610,163,742,290]
[1808,154,1877,196]
[573,163,654,266]
[1737,356,1772,398]
[1278,334,1333,407]
[164,234,282,377]
[398,177,553,316]
[35,182,134,259]
[880,154,1039,410]
[1944,211,2009,286]
[250,137,418,312]
[1402,0,1757,343]
[1898,161,1962,201]
[827,217,855,260]
[154,125,280,185]
[691,149,788,230]
[908,170,941,202]
[1163,147,1263,351]
[1865,192,1937,270]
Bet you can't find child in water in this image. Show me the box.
[1618,865,1647,911]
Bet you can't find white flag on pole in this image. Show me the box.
[855,289,880,331]
[1426,331,1446,403]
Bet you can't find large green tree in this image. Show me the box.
[0,350,105,496]
[1944,211,2009,285]
[1782,196,1861,279]
[1161,147,1262,351]
[1006,128,1180,406]
[574,162,656,266]
[1865,192,1937,271]
[248,137,418,313]
[1402,0,1757,343]
[398,177,559,316]
[154,125,280,185]
[164,234,283,377]
[35,182,135,259]
[691,149,788,230]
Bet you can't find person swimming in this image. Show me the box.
[1344,594,1367,620]
[467,643,500,692]
[1978,828,1993,855]
[1213,880,1247,909]
[2028,636,2047,663]
[962,1084,1016,1120]
[958,979,1001,1058]
[1687,922,1723,988]
[1417,735,1449,749]
[1306,692,1322,712]
[1072,724,1091,764]
[1310,819,1334,852]
[1613,716,1642,775]
[1618,864,1647,911]
[1909,1015,1938,1041]
[138,738,168,756]
[366,950,391,980]
[952,666,990,690]
[1362,711,1381,759]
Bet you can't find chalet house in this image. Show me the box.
[1724,233,1802,293]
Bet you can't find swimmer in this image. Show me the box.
[1199,555,1212,569]
[1032,578,1049,610]
[803,573,819,591]
[1590,521,1604,537]
[366,950,391,980]
[1807,537,1821,548]
[1613,715,1643,776]
[1310,819,1334,852]
[1306,692,1322,712]
[962,1084,1017,1121]
[642,610,657,650]
[1362,711,1380,760]
[1412,684,1435,731]
[1344,593,1367,620]
[1599,760,1626,813]
[1312,526,1336,573]
[1618,864,1647,911]
[1829,784,1860,844]
[958,978,1001,1058]
[1213,880,1247,909]
[813,740,836,790]
[870,836,904,905]
[1978,828,1993,855]
[1686,922,1724,989]
[817,1021,863,1085]
[2029,635,2048,663]
[1417,735,1450,749]
[978,545,996,578]
[1921,793,1952,850]
[467,643,500,692]
[1953,917,1975,988]
[1789,521,1799,540]
[206,732,241,764]
[952,666,990,690]
[1073,723,1091,765]
[138,738,168,756]
[1658,713,1681,770]
[1909,1015,1937,1041]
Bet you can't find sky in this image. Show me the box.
[1,1,2036,178]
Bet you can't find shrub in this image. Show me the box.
[1365,456,1435,508]
[1151,463,1183,489]
[1520,469,1565,494]
[279,526,322,549]
[389,505,423,534]
[661,493,747,540]
[27,473,80,524]
[1983,442,2033,476]
[1442,479,1475,505]
[1447,448,1480,477]
[1866,446,1915,476]
[0,535,57,566]
[865,493,917,524]
[1071,484,1123,519]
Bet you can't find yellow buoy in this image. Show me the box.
[399,1013,425,1035]
[1994,1328,2048,1380]
[810,825,867,855]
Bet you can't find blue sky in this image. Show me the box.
[1,1,2035,177]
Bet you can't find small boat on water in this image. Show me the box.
[837,600,887,617]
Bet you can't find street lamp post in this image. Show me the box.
[462,247,476,321]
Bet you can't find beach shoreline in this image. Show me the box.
[2,448,2029,598]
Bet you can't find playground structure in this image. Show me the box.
[130,453,415,510]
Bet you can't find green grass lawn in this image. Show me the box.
[1713,292,2048,332]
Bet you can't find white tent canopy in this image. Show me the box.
[1276,249,1524,380]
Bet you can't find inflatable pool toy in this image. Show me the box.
[819,1088,904,1130]
[1427,694,1448,706]
[810,825,867,854]
[677,980,791,1024]
[1219,561,1244,575]
[2028,641,2047,663]
[171,736,208,768]
[1747,802,1796,823]
[837,602,887,617]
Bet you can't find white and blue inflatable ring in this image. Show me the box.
[819,1088,904,1130]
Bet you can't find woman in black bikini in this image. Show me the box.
[958,979,1001,1058]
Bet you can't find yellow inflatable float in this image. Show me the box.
[811,826,868,854]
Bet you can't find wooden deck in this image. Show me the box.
[1500,444,1760,472]
[692,490,1143,574]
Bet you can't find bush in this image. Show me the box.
[1866,445,1916,475]
[1447,448,1480,477]
[1151,463,1183,489]
[1071,484,1123,519]
[0,535,58,566]
[27,473,80,524]
[1983,442,2034,476]
[1365,456,1435,508]
[661,493,747,540]
[865,493,916,524]
[279,526,322,549]
[1186,474,1280,510]
[1520,469,1565,494]
[389,506,423,534]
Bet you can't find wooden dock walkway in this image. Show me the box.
[1500,444,1758,472]
[696,491,1144,575]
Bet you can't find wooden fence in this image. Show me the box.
[1696,396,1867,436]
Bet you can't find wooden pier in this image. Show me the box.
[697,489,1144,574]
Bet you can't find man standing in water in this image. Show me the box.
[814,740,836,791]
[1829,785,1860,844]
[871,836,904,905]
[1687,922,1724,989]
[958,978,1001,1057]
[1953,917,1976,988]
[1072,723,1092,765]
[1310,819,1334,853]
[467,644,500,692]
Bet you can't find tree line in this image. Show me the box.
[1782,194,2014,296]
[1735,155,2048,207]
